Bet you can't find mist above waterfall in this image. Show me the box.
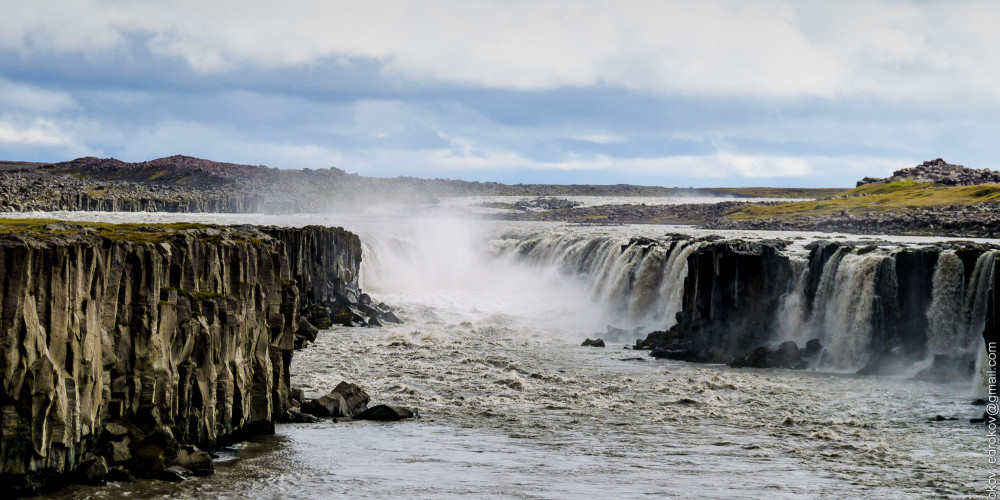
[356,215,609,336]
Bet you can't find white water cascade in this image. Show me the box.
[776,247,893,371]
[963,251,998,352]
[491,231,702,333]
[926,250,997,356]
[925,251,967,355]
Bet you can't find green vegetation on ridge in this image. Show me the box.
[730,181,1000,220]
[0,218,213,243]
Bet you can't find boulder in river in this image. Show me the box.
[284,409,323,423]
[174,446,215,476]
[129,426,181,478]
[581,338,606,347]
[353,405,418,421]
[731,341,807,369]
[301,382,371,418]
[105,466,137,484]
[76,454,108,485]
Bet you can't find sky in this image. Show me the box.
[1,0,998,187]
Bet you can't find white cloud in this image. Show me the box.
[0,79,79,112]
[1,1,998,100]
[337,134,902,183]
[0,116,74,146]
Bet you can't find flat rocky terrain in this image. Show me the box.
[3,155,999,237]
[0,155,816,214]
[492,159,1000,237]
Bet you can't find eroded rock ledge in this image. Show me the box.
[0,221,365,495]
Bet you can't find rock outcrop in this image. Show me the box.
[0,222,362,495]
[857,158,1000,187]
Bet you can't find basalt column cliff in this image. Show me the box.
[0,222,362,494]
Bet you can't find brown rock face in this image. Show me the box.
[0,224,361,494]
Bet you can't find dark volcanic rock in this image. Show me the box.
[105,466,137,483]
[76,455,108,485]
[581,338,606,347]
[173,447,214,476]
[301,382,371,418]
[283,409,323,423]
[353,405,418,421]
[731,341,807,370]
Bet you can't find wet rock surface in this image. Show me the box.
[300,382,371,418]
[0,223,367,496]
[730,340,819,370]
[353,405,418,421]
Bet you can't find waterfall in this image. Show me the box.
[775,256,810,344]
[925,251,965,355]
[816,251,889,370]
[651,241,704,331]
[925,250,997,358]
[492,232,701,332]
[775,247,891,371]
[963,251,998,351]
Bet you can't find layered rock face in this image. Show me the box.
[0,224,361,492]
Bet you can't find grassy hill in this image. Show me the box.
[729,181,1000,220]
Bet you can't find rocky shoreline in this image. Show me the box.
[0,221,398,496]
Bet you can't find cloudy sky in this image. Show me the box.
[1,0,997,187]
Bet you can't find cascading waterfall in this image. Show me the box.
[775,256,810,344]
[492,232,701,332]
[650,241,704,330]
[962,251,998,351]
[925,251,966,355]
[817,251,890,370]
[775,247,891,371]
[926,249,996,391]
[965,251,998,396]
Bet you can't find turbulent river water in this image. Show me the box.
[25,202,994,499]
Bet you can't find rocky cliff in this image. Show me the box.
[639,240,998,378]
[0,221,361,494]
